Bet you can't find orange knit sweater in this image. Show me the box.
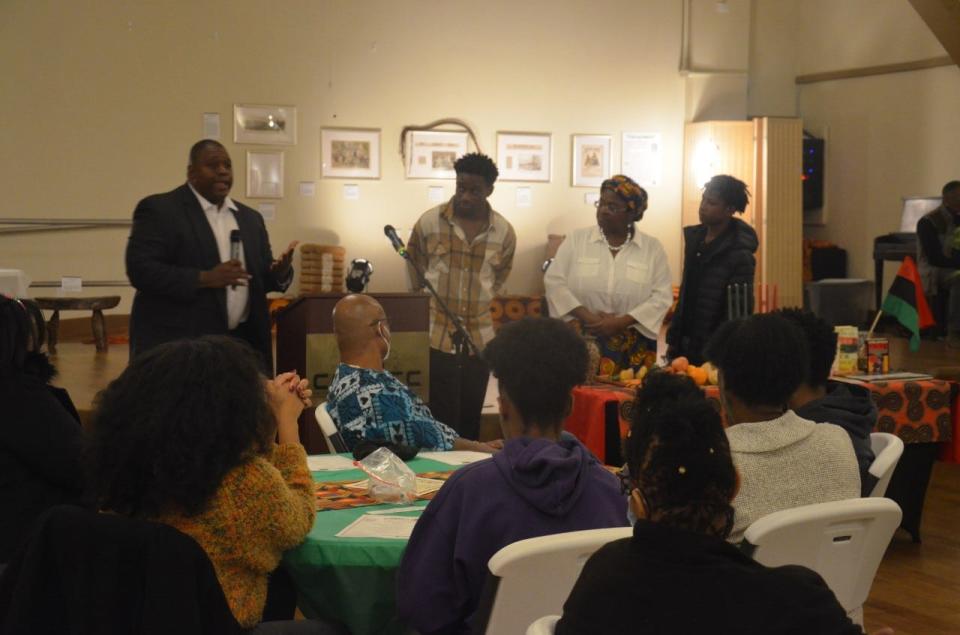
[155,443,315,628]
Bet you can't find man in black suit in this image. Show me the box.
[125,139,297,372]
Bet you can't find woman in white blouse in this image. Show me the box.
[545,175,672,375]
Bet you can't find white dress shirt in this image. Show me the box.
[544,225,672,340]
[189,184,249,330]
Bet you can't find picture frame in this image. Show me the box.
[246,150,284,199]
[496,132,551,182]
[320,128,381,179]
[406,130,469,179]
[571,134,612,187]
[234,104,297,145]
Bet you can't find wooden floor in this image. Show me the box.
[50,331,960,633]
[864,461,960,634]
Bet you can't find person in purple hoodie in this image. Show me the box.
[396,317,627,635]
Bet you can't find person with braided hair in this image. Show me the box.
[557,372,871,635]
[545,174,672,376]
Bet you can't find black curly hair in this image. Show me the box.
[483,317,588,430]
[85,336,275,518]
[704,174,750,213]
[626,371,737,538]
[942,180,960,197]
[454,152,499,186]
[0,296,52,381]
[703,313,808,408]
[774,308,837,389]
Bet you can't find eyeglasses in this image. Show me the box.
[593,200,631,215]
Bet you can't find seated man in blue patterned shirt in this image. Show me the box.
[326,294,500,452]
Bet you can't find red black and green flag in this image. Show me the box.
[881,256,935,352]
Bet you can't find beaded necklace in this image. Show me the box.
[599,225,633,252]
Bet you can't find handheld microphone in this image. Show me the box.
[346,258,374,293]
[229,230,242,261]
[229,230,242,289]
[383,225,406,257]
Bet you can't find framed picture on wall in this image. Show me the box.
[234,104,297,145]
[571,134,612,187]
[321,128,381,179]
[496,132,551,182]
[406,130,469,179]
[246,150,284,198]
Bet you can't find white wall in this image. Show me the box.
[2,0,953,311]
[795,0,959,282]
[0,0,696,311]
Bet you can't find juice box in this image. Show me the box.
[833,326,860,375]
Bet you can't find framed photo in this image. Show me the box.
[571,134,612,187]
[406,130,469,179]
[320,128,381,179]
[234,104,297,145]
[496,132,551,182]
[246,150,284,198]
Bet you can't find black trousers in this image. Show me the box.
[229,319,272,375]
[428,348,490,441]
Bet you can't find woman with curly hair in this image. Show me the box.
[545,174,672,376]
[85,335,316,629]
[0,295,85,566]
[556,372,868,635]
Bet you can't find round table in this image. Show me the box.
[283,456,459,635]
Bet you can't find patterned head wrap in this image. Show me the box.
[601,175,648,218]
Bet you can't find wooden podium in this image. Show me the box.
[276,293,431,453]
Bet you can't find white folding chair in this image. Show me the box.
[526,615,560,635]
[473,527,632,634]
[314,402,348,453]
[868,432,904,497]
[742,497,902,626]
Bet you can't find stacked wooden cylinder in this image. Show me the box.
[298,244,346,294]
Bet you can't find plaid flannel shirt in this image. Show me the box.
[406,200,516,353]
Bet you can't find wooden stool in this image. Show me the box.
[34,296,121,354]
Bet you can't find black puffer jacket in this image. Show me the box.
[666,218,758,364]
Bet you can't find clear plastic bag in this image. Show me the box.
[355,447,417,503]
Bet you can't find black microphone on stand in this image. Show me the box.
[229,230,242,289]
[384,225,407,257]
[346,258,374,293]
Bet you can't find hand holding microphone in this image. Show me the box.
[197,230,250,289]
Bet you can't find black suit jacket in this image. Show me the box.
[125,183,289,371]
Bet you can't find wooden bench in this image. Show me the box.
[34,296,121,354]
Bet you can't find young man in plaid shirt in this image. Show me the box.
[406,153,516,440]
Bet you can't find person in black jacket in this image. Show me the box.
[0,296,85,565]
[777,308,878,495]
[666,174,758,365]
[125,139,297,373]
[556,372,874,635]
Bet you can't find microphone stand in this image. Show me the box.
[392,243,480,432]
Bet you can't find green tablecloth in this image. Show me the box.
[283,456,459,635]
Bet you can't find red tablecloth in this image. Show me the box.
[565,380,958,464]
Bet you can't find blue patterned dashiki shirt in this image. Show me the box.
[327,363,457,450]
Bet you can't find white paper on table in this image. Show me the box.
[418,451,492,466]
[307,455,357,471]
[336,514,419,539]
[343,477,446,496]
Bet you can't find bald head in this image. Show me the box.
[333,294,388,362]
